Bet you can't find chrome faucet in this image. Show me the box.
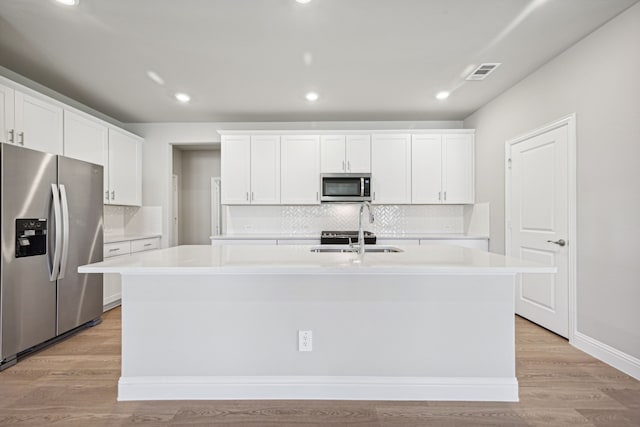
[357,201,374,255]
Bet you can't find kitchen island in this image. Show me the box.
[79,244,553,402]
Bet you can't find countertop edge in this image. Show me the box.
[80,266,554,275]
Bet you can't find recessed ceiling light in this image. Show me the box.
[55,0,79,6]
[296,0,312,4]
[305,92,319,102]
[175,93,191,103]
[435,91,450,100]
[146,70,165,86]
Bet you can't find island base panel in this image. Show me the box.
[119,273,518,401]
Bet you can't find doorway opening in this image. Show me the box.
[171,143,221,245]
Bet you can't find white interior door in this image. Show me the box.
[508,124,569,337]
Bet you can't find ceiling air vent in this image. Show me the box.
[465,63,501,81]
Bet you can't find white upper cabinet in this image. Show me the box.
[442,134,474,204]
[221,135,281,205]
[0,82,15,144]
[345,135,371,173]
[13,90,64,155]
[221,135,251,204]
[411,133,474,204]
[107,128,143,206]
[281,135,320,205]
[411,134,443,204]
[371,134,411,204]
[218,131,473,206]
[320,134,371,173]
[63,109,108,166]
[320,135,345,173]
[250,135,280,205]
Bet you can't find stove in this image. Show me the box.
[320,231,376,245]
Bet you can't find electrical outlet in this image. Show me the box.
[298,330,312,352]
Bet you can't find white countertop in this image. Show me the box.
[104,233,162,244]
[209,233,489,240]
[80,244,552,276]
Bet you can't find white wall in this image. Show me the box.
[464,4,640,363]
[126,121,463,248]
[180,149,221,244]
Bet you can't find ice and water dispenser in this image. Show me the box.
[15,219,47,258]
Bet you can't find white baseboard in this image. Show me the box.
[118,376,519,402]
[102,298,121,312]
[572,332,640,380]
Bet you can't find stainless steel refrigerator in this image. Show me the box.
[0,143,103,370]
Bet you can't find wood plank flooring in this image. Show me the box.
[1,307,638,426]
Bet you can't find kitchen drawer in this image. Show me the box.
[131,237,161,253]
[104,241,131,258]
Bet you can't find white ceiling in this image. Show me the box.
[0,0,637,123]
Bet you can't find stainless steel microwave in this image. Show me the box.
[321,173,372,202]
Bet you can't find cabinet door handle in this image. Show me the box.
[251,192,254,201]
[316,191,319,201]
[246,192,249,201]
[444,191,447,201]
[105,190,109,201]
[347,161,351,171]
[342,160,345,172]
[8,129,14,143]
[144,243,153,247]
[373,191,376,201]
[18,131,24,145]
[111,190,115,200]
[108,248,119,252]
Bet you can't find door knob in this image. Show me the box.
[547,239,566,247]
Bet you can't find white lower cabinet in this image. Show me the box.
[211,238,322,246]
[103,241,131,311]
[103,237,160,310]
[377,239,420,246]
[420,239,488,251]
[212,239,278,246]
[277,239,321,245]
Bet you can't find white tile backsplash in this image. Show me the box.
[225,204,464,235]
[104,205,163,236]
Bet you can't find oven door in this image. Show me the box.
[321,174,371,202]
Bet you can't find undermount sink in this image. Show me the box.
[310,245,403,253]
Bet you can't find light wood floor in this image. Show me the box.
[1,307,638,426]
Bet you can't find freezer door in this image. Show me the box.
[1,144,58,360]
[56,156,103,335]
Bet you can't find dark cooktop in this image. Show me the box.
[320,231,376,245]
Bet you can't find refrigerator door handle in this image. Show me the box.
[58,184,70,279]
[49,184,63,282]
